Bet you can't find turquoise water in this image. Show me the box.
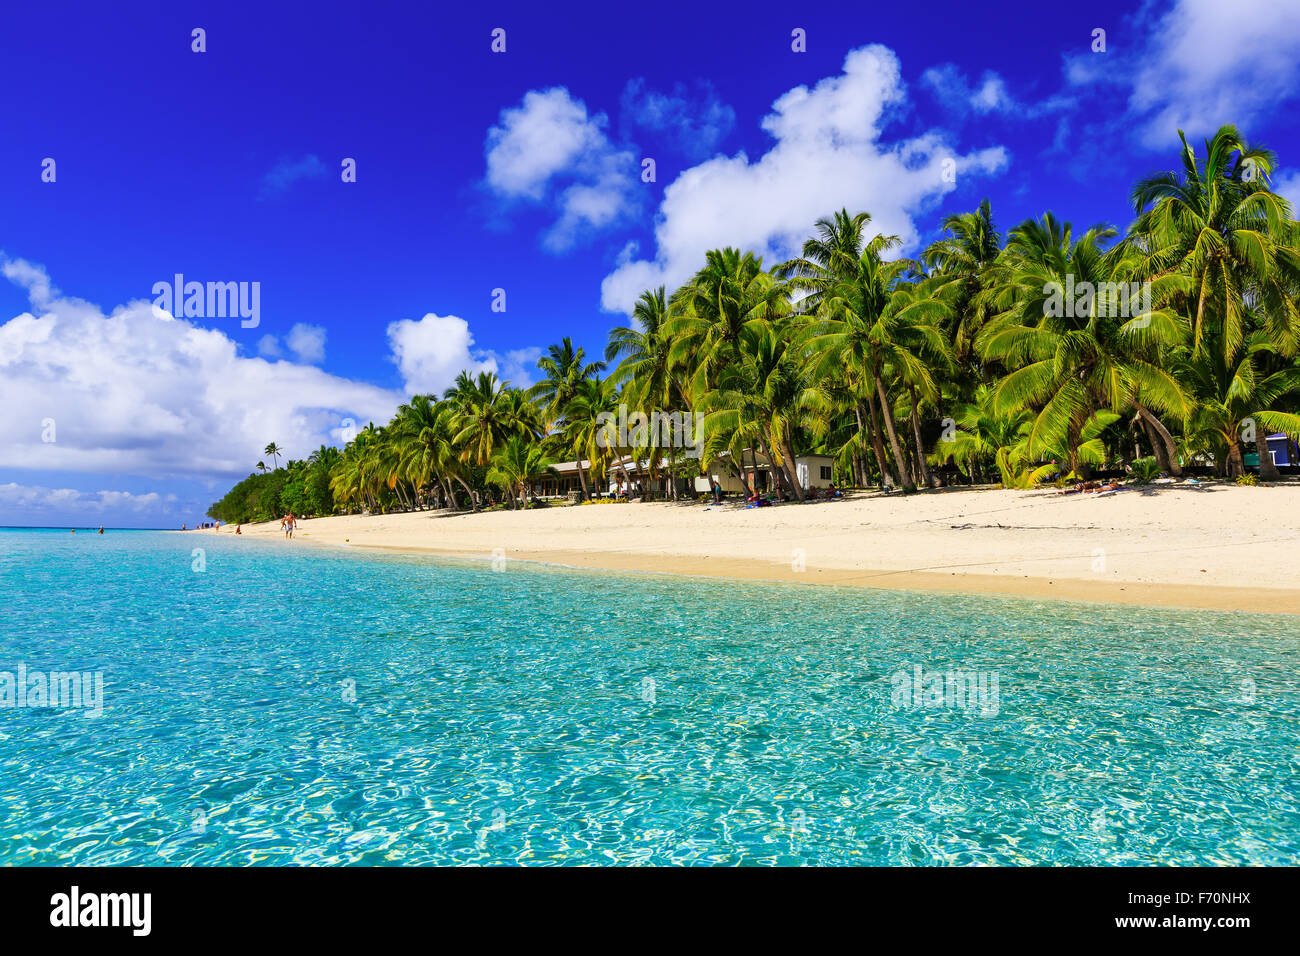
[1,527,1297,866]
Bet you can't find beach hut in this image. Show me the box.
[796,455,836,491]
[692,450,837,495]
[1266,434,1297,467]
[1244,435,1299,469]
[532,460,592,499]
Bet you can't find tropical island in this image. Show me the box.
[203,126,1300,611]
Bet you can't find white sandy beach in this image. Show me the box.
[199,483,1300,614]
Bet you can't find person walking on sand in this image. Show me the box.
[285,513,296,539]
[235,524,242,535]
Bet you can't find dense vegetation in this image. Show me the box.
[208,126,1300,524]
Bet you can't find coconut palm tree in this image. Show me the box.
[700,320,827,500]
[563,377,623,493]
[1130,125,1300,364]
[978,213,1178,479]
[776,208,873,312]
[263,442,282,470]
[444,371,513,467]
[923,198,1002,373]
[487,436,560,508]
[802,232,947,491]
[606,287,691,498]
[529,337,606,420]
[665,248,792,401]
[1179,333,1300,477]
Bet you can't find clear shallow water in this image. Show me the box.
[1,528,1297,866]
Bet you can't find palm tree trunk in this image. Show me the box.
[781,432,806,501]
[576,461,591,501]
[1069,415,1092,481]
[873,373,914,491]
[863,398,892,488]
[617,455,633,496]
[453,474,477,509]
[1133,402,1182,477]
[1255,429,1280,481]
[850,405,870,488]
[1227,440,1245,478]
[908,386,934,489]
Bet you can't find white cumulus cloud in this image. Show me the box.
[0,482,166,514]
[386,312,539,395]
[1130,0,1300,146]
[0,258,403,480]
[599,45,1009,313]
[484,87,640,251]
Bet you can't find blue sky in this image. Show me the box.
[3,0,1300,526]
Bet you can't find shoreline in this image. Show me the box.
[340,541,1300,614]
[195,484,1300,614]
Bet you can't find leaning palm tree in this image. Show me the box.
[256,461,268,474]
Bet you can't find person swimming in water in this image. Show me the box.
[97,526,104,534]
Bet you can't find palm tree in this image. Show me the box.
[923,198,1002,373]
[263,442,282,470]
[978,213,1181,479]
[529,337,606,419]
[776,208,873,312]
[606,287,689,498]
[701,321,825,500]
[801,232,948,491]
[1180,333,1300,477]
[487,436,560,508]
[445,371,514,467]
[932,385,1031,486]
[564,377,623,494]
[665,248,792,401]
[1130,124,1300,364]
[256,461,268,474]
